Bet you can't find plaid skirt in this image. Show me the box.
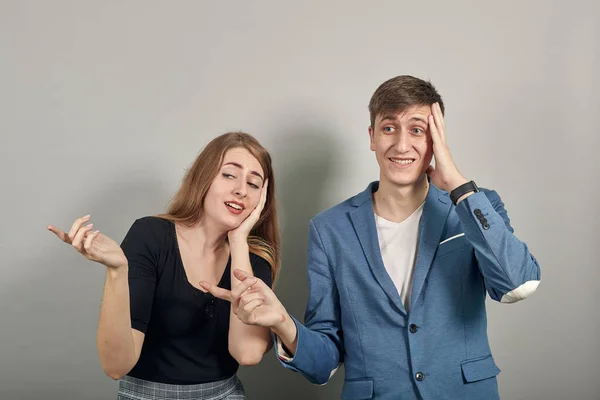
[117,375,245,400]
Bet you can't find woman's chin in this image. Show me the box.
[221,215,244,231]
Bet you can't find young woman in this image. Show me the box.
[48,132,279,399]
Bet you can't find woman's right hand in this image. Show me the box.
[47,215,127,269]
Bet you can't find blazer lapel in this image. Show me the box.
[349,182,407,315]
[410,184,452,308]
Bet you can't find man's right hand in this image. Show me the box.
[48,215,127,269]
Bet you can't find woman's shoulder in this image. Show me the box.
[131,216,173,230]
[123,216,173,244]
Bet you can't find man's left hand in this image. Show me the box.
[425,102,469,193]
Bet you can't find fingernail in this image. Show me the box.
[84,215,91,219]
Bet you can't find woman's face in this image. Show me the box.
[203,147,265,232]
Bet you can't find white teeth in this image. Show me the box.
[391,159,414,165]
[226,202,242,210]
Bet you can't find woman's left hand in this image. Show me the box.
[228,180,268,244]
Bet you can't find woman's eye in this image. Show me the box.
[222,173,235,179]
[248,182,260,189]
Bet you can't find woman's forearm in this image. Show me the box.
[227,241,272,365]
[96,265,140,379]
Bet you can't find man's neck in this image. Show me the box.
[373,176,429,223]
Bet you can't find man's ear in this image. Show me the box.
[368,126,375,151]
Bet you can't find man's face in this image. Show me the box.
[369,104,433,188]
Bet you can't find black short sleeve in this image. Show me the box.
[250,253,273,288]
[120,217,160,333]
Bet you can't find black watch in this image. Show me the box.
[450,180,479,205]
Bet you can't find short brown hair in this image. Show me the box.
[368,75,444,128]
[158,132,280,284]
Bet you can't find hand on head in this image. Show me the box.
[228,180,268,244]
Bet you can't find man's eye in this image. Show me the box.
[412,128,423,134]
[383,127,394,133]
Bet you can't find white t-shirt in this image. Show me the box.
[374,202,424,313]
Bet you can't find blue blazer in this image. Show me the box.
[276,182,541,399]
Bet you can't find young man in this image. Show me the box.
[204,75,541,399]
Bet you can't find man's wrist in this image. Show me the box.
[450,179,480,205]
[271,311,296,341]
[447,176,469,192]
[455,191,475,205]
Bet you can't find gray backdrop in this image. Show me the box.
[1,1,598,399]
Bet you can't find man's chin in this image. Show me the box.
[382,172,426,188]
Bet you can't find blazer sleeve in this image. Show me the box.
[455,189,541,303]
[273,219,343,385]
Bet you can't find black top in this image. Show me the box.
[120,216,273,384]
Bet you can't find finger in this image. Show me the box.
[250,181,268,219]
[67,215,91,242]
[233,269,254,282]
[428,115,440,144]
[239,292,266,308]
[199,282,232,302]
[242,298,264,314]
[72,223,94,249]
[84,230,100,252]
[260,180,268,207]
[432,103,446,141]
[241,287,260,296]
[47,226,70,243]
[231,275,258,297]
[435,102,446,129]
[71,223,93,248]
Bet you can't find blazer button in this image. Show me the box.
[415,372,425,381]
[409,324,418,333]
[474,208,483,216]
[483,223,490,230]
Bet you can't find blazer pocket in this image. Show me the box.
[341,378,374,399]
[461,355,501,383]
[436,235,470,258]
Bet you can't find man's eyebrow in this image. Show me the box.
[223,162,264,181]
[409,116,428,124]
[379,115,428,124]
[379,115,398,123]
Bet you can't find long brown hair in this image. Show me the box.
[158,132,280,284]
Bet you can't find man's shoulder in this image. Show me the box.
[310,190,364,226]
